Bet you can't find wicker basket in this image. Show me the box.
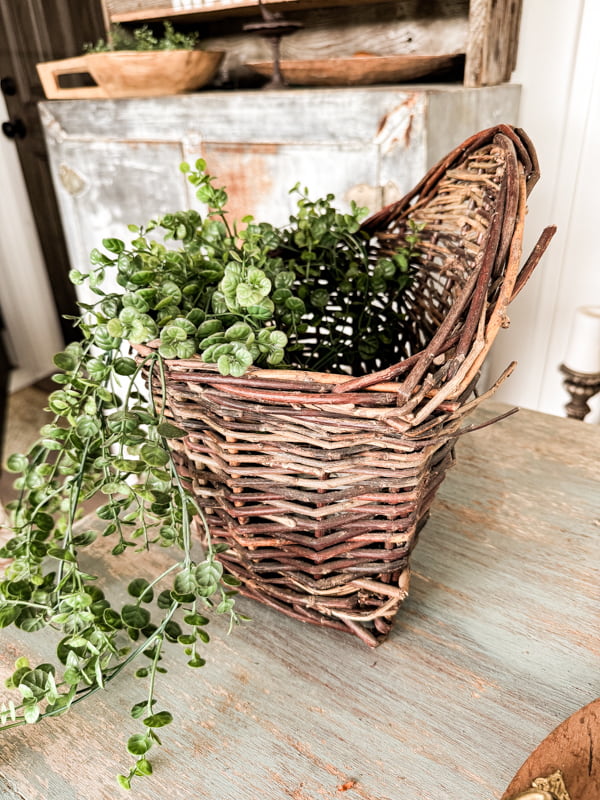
[136,125,555,647]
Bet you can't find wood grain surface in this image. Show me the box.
[37,50,225,100]
[464,0,523,86]
[0,402,597,799]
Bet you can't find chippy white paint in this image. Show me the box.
[373,97,420,154]
[39,84,520,305]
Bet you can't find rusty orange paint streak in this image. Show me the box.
[201,144,276,223]
[338,779,357,791]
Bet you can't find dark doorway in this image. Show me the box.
[0,0,107,343]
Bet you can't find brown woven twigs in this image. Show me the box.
[133,125,553,646]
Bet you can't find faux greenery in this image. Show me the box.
[84,22,200,54]
[0,162,420,788]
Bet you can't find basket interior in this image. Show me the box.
[289,139,510,378]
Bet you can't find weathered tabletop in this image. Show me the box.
[0,402,598,800]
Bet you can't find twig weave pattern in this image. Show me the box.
[136,125,555,646]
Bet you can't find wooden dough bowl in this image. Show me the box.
[245,53,463,87]
[37,50,224,99]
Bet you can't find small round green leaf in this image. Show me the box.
[52,352,76,371]
[183,613,210,627]
[173,570,196,595]
[75,415,101,439]
[143,711,173,728]
[140,443,170,468]
[114,357,138,376]
[127,579,154,603]
[121,604,151,630]
[222,574,242,587]
[23,702,40,724]
[68,269,85,285]
[117,774,131,790]
[5,454,28,473]
[102,237,125,253]
[0,606,20,628]
[130,700,151,719]
[194,561,223,596]
[135,758,153,776]
[157,422,187,439]
[127,733,152,755]
[107,318,124,338]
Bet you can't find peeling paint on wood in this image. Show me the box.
[38,84,520,279]
[375,94,421,153]
[58,163,86,196]
[0,402,597,798]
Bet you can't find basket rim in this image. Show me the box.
[132,124,556,421]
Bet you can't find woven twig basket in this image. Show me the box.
[136,125,555,646]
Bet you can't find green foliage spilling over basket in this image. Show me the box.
[134,125,555,647]
[0,125,555,787]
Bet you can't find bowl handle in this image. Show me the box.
[36,57,108,100]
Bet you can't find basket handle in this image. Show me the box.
[36,57,108,100]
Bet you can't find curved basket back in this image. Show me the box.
[334,125,554,418]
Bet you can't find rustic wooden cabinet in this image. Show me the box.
[40,82,520,302]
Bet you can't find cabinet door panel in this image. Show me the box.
[47,139,187,303]
[194,141,381,225]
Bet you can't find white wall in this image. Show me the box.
[485,0,600,422]
[0,95,64,390]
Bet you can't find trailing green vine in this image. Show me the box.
[0,337,245,788]
[0,162,421,788]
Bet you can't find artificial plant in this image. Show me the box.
[84,22,201,54]
[0,162,420,788]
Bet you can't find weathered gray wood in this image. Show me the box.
[41,85,507,144]
[104,0,468,27]
[104,0,470,86]
[200,2,469,82]
[464,0,523,87]
[39,84,520,283]
[105,0,167,13]
[104,0,523,87]
[0,402,597,798]
[0,775,28,800]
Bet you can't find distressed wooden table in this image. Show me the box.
[0,402,598,800]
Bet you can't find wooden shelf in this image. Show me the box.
[106,0,522,87]
[109,0,380,24]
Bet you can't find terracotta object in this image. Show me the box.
[245,53,463,86]
[502,699,600,800]
[37,50,224,99]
